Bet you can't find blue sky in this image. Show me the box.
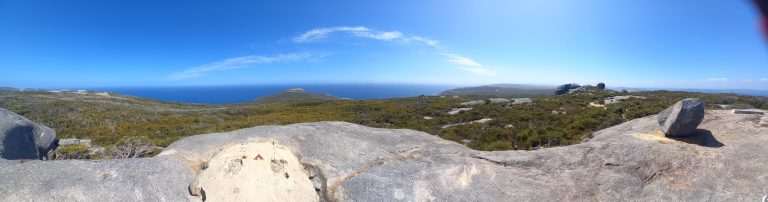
[1,0,767,89]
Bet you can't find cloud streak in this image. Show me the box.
[406,36,440,48]
[700,78,728,82]
[170,26,492,80]
[293,26,404,43]
[442,54,494,75]
[168,53,312,80]
[294,26,493,75]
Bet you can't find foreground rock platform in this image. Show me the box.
[189,142,318,202]
[1,110,767,201]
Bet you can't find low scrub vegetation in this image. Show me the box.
[1,90,766,154]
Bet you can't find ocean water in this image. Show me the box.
[88,84,458,104]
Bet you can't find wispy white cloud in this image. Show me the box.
[442,53,495,75]
[168,53,313,80]
[700,78,728,82]
[406,36,440,48]
[293,26,403,43]
[170,26,482,80]
[294,26,493,76]
[739,78,768,82]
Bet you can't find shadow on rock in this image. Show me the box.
[2,126,38,160]
[668,129,724,148]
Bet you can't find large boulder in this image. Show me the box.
[0,108,57,160]
[596,82,606,89]
[567,86,587,94]
[657,98,705,137]
[554,83,581,95]
[2,111,768,201]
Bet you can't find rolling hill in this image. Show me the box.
[440,84,555,98]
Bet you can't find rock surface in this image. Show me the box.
[460,100,486,106]
[487,98,510,104]
[189,142,318,202]
[511,98,533,104]
[733,109,767,115]
[1,110,768,201]
[441,118,494,129]
[460,98,531,107]
[554,83,580,95]
[657,98,705,136]
[603,95,646,105]
[0,108,57,160]
[0,156,196,201]
[447,107,472,115]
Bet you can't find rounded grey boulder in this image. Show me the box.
[554,83,581,95]
[657,98,705,136]
[596,82,605,89]
[0,108,58,160]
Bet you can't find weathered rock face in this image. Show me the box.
[512,98,533,104]
[460,100,486,106]
[487,98,511,104]
[733,109,767,115]
[0,108,57,160]
[2,110,768,201]
[0,156,196,201]
[657,98,705,136]
[189,142,318,202]
[603,95,646,105]
[554,83,581,95]
[555,83,580,95]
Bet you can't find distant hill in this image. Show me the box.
[251,88,339,105]
[612,87,768,97]
[440,84,555,98]
[0,87,17,91]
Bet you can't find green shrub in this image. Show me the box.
[54,144,89,160]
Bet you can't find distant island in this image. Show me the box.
[251,88,340,105]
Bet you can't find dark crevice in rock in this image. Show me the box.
[641,166,671,186]
[469,155,510,167]
[302,163,329,202]
[200,187,206,202]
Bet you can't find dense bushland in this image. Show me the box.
[1,90,765,152]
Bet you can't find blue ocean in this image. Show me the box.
[87,84,458,104]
